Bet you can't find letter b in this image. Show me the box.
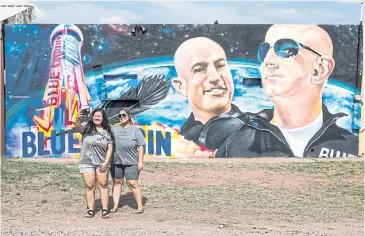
[22,132,36,157]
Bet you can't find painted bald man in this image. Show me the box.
[216,25,357,158]
[173,37,244,150]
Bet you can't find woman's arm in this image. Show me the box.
[100,143,113,172]
[75,114,86,134]
[135,127,146,171]
[105,143,113,165]
[138,145,144,171]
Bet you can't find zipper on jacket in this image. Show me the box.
[244,115,295,156]
[303,117,339,156]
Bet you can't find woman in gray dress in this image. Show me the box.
[110,108,146,214]
[75,108,114,218]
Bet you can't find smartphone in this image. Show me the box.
[79,108,90,116]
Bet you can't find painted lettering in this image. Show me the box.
[51,69,60,79]
[48,79,59,89]
[51,130,65,155]
[155,131,171,156]
[46,97,58,106]
[148,130,154,155]
[21,131,81,157]
[22,132,37,157]
[139,129,172,156]
[52,37,62,68]
[319,148,329,157]
[38,132,50,156]
[68,131,81,153]
[319,147,352,158]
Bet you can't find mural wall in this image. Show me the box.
[4,24,362,158]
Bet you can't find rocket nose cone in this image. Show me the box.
[50,24,84,46]
[64,24,84,42]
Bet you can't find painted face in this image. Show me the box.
[185,42,234,115]
[118,111,129,123]
[260,26,319,99]
[93,111,103,126]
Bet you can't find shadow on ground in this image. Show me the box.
[94,193,148,213]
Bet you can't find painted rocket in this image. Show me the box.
[33,24,91,136]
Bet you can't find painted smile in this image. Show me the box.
[264,73,285,82]
[203,87,227,96]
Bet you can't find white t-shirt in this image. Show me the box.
[275,112,323,157]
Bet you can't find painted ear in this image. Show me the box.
[172,77,188,97]
[312,56,335,85]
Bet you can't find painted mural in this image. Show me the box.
[4,24,362,158]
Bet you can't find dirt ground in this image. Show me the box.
[1,157,364,236]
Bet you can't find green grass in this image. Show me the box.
[1,158,83,192]
[1,158,363,223]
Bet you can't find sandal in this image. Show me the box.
[110,208,118,213]
[102,209,110,219]
[85,209,95,218]
[134,209,144,214]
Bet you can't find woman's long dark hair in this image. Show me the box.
[85,108,115,141]
[119,107,133,125]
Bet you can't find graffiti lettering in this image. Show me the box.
[44,37,62,107]
[52,37,62,68]
[45,79,60,106]
[318,147,355,158]
[22,132,36,157]
[140,129,171,156]
[22,131,81,157]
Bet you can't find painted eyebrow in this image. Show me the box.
[214,58,227,64]
[190,58,227,72]
[191,62,208,72]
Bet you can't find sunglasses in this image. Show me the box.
[118,114,127,118]
[257,38,322,62]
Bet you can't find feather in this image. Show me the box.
[100,74,170,124]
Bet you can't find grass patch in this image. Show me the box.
[1,158,84,192]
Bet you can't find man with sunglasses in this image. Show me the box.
[216,24,357,158]
[172,37,244,150]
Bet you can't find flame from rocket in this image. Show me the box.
[33,24,91,137]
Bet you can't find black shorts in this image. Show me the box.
[110,164,139,180]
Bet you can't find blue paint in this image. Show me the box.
[155,131,171,156]
[51,130,65,156]
[38,132,51,156]
[22,132,36,157]
[68,131,81,153]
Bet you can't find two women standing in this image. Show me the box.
[75,107,145,218]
